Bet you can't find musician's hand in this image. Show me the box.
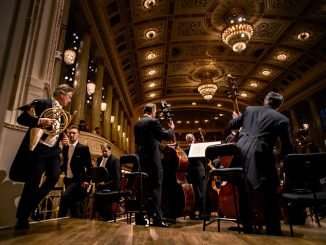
[81,182,90,189]
[232,111,240,119]
[168,120,175,129]
[39,118,56,127]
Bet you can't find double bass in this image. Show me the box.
[161,101,195,221]
[212,74,241,219]
[223,75,265,227]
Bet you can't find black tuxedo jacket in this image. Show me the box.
[96,154,121,191]
[10,99,58,182]
[229,105,293,190]
[61,142,92,183]
[134,115,174,173]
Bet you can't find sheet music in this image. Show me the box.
[188,141,221,158]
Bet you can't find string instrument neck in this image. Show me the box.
[198,128,204,142]
[226,74,240,114]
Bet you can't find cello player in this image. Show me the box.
[134,103,175,227]
[229,91,293,235]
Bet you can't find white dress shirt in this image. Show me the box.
[99,156,109,168]
[66,141,78,178]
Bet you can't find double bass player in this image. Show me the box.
[134,103,175,227]
[229,91,294,235]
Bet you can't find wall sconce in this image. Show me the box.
[63,49,77,65]
[110,116,115,123]
[117,125,121,131]
[101,102,107,112]
[87,82,96,95]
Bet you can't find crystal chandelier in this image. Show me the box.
[221,9,253,53]
[197,72,218,100]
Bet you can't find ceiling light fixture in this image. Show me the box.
[143,0,156,9]
[250,82,258,87]
[148,69,156,75]
[148,82,156,88]
[197,71,218,101]
[262,70,271,76]
[277,53,287,61]
[146,52,156,60]
[297,32,310,40]
[145,30,157,39]
[221,8,254,53]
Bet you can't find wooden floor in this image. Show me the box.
[0,216,325,245]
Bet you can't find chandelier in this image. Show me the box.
[221,8,253,53]
[197,72,218,100]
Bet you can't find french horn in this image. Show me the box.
[29,107,76,151]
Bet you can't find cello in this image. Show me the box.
[161,101,195,220]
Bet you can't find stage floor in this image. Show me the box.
[0,216,325,244]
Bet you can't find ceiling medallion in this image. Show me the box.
[197,71,218,101]
[221,8,254,53]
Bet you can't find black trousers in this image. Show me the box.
[16,144,61,221]
[187,163,206,215]
[239,179,281,235]
[58,178,87,217]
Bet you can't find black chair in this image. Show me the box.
[90,166,120,222]
[203,143,243,233]
[281,153,326,236]
[120,154,149,224]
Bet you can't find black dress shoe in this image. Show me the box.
[153,221,169,228]
[31,208,41,221]
[15,219,30,230]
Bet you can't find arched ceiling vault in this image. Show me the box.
[76,0,326,131]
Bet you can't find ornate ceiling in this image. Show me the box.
[76,0,326,131]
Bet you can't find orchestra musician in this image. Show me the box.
[134,103,175,227]
[9,84,74,230]
[228,91,294,235]
[183,133,206,220]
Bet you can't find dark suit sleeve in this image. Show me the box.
[16,100,45,127]
[96,157,101,167]
[152,119,174,140]
[229,109,245,130]
[83,145,92,180]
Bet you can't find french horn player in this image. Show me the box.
[9,84,75,230]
